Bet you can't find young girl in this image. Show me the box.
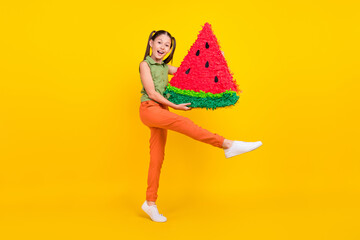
[139,30,263,222]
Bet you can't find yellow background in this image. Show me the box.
[1,0,359,239]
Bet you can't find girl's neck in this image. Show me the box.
[150,54,163,64]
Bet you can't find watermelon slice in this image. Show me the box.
[164,22,241,110]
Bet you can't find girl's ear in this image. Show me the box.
[149,39,153,48]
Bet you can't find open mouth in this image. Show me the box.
[157,50,164,55]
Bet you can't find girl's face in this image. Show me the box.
[149,34,172,60]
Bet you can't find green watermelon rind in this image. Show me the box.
[165,85,238,98]
[164,85,240,110]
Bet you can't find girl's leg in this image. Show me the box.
[146,127,167,203]
[140,100,225,148]
[139,100,262,208]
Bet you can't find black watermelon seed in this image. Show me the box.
[214,76,219,82]
[185,68,190,74]
[205,61,209,68]
[196,50,200,56]
[205,42,209,48]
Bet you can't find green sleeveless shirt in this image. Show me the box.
[140,55,169,102]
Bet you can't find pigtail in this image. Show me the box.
[143,31,156,61]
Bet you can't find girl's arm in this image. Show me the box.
[139,61,191,111]
[167,64,178,75]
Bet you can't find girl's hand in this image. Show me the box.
[175,103,192,111]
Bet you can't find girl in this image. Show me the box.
[139,30,262,222]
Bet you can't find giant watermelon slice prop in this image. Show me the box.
[164,22,241,110]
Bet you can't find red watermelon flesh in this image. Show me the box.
[169,22,239,94]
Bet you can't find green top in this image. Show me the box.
[140,55,169,102]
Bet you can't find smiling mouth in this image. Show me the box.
[157,50,164,55]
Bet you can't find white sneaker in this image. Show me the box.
[224,141,263,158]
[141,201,167,222]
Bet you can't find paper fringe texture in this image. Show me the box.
[166,22,241,110]
[164,85,239,110]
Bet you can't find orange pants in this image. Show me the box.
[139,100,225,202]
